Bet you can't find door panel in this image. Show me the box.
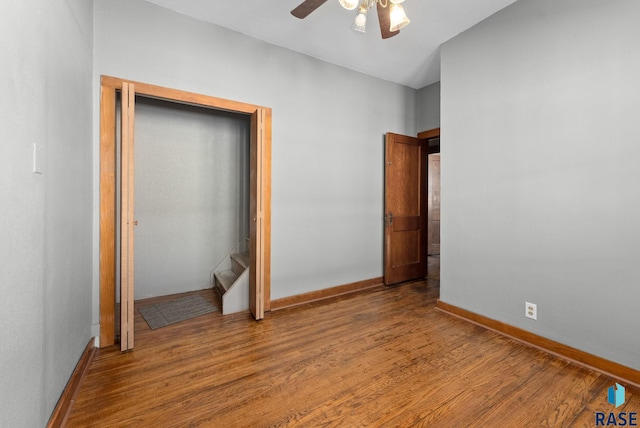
[391,230,421,264]
[249,110,264,320]
[384,133,428,285]
[120,82,135,351]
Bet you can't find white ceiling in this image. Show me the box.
[144,0,518,89]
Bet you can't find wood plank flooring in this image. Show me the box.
[67,257,639,427]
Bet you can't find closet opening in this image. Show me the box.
[99,76,271,349]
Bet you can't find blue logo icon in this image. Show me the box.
[595,383,636,426]
[608,383,625,408]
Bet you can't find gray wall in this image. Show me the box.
[133,98,250,299]
[441,0,640,370]
[0,0,94,426]
[92,0,417,322]
[417,81,441,132]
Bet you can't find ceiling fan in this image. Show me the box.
[291,0,411,39]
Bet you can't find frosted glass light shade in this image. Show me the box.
[389,3,410,32]
[339,0,359,10]
[351,9,367,33]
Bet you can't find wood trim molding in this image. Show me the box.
[417,128,440,140]
[436,300,640,389]
[47,338,97,428]
[100,75,266,114]
[271,277,385,311]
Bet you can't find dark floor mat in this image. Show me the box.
[138,295,218,329]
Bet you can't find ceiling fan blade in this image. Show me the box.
[291,0,329,19]
[377,2,400,39]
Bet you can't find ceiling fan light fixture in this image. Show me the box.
[351,7,368,33]
[339,0,359,11]
[389,3,410,32]
[291,0,406,39]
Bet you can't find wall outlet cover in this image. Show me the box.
[525,302,537,320]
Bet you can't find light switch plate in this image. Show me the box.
[33,143,43,174]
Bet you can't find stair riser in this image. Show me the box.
[215,253,249,310]
[231,258,244,276]
[214,277,226,296]
[214,270,238,296]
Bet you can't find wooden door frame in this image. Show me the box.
[99,75,271,348]
[417,127,440,145]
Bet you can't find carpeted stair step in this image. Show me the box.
[230,252,249,276]
[214,270,238,296]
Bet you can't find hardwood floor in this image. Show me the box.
[67,257,638,427]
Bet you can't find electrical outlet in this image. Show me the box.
[525,302,537,320]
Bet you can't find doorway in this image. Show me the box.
[99,76,271,349]
[132,97,250,299]
[419,128,441,290]
[383,128,440,286]
[424,132,440,256]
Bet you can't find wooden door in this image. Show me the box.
[427,153,441,255]
[249,110,265,320]
[384,133,428,285]
[120,82,135,351]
